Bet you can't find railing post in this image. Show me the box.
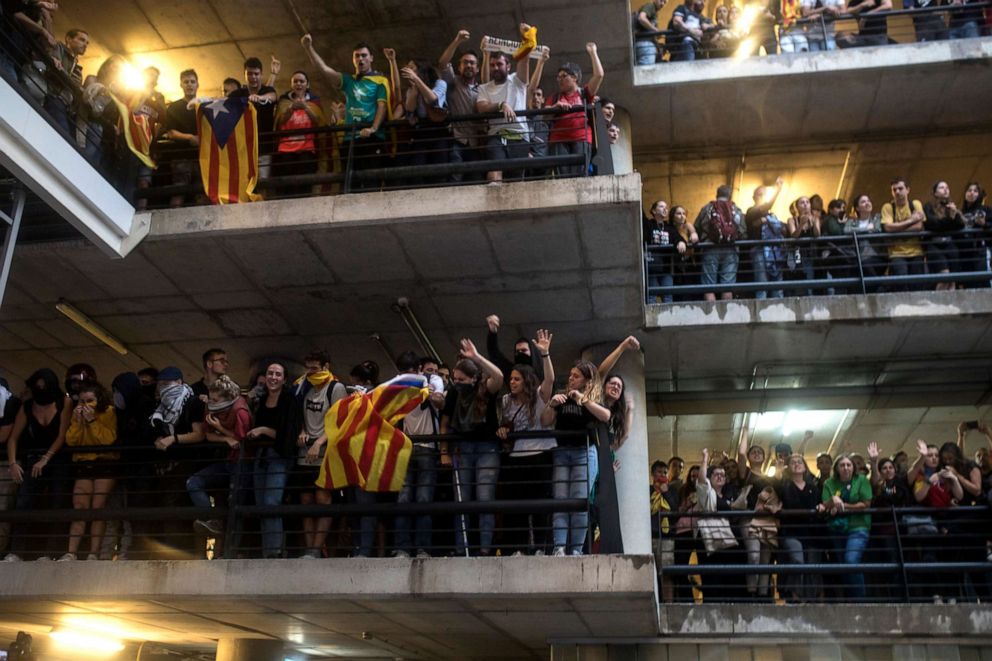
[222,447,246,560]
[891,505,911,603]
[343,126,357,194]
[852,233,868,296]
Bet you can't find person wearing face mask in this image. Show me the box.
[149,366,205,556]
[484,314,544,387]
[923,180,965,291]
[440,339,504,557]
[3,369,71,561]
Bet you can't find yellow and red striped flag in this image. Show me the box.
[316,375,428,492]
[196,96,260,204]
[111,93,156,169]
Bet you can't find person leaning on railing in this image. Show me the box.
[959,182,990,288]
[821,453,873,600]
[923,180,966,291]
[668,0,714,61]
[881,177,926,291]
[672,464,702,602]
[844,193,886,291]
[272,71,325,199]
[695,448,742,602]
[801,0,846,51]
[836,0,892,48]
[865,443,911,600]
[633,0,668,65]
[779,454,825,603]
[935,441,989,601]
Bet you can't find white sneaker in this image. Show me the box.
[552,546,566,557]
[2,553,21,562]
[511,551,524,557]
[35,556,52,562]
[85,554,99,561]
[415,549,431,559]
[570,549,584,556]
[300,549,321,559]
[57,553,77,562]
[533,549,545,557]
[391,550,410,558]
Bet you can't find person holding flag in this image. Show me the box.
[301,34,392,190]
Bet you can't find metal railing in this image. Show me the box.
[633,2,992,64]
[0,14,614,209]
[0,427,606,561]
[655,504,992,603]
[645,229,992,302]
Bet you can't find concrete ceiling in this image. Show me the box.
[0,176,644,388]
[51,0,634,103]
[0,556,658,660]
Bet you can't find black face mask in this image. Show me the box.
[453,382,476,398]
[141,383,158,399]
[31,386,57,406]
[514,351,531,365]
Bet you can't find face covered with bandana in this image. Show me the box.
[28,368,62,407]
[513,339,532,367]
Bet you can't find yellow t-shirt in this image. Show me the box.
[881,199,924,258]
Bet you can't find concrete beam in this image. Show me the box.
[144,174,643,238]
[0,77,143,257]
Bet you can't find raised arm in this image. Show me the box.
[867,441,883,488]
[460,338,504,394]
[515,24,532,83]
[480,40,491,85]
[383,48,406,120]
[301,34,342,88]
[439,29,471,70]
[598,335,640,379]
[533,329,555,403]
[906,438,928,485]
[265,55,281,89]
[585,42,604,98]
[528,46,550,95]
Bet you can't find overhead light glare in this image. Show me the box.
[50,629,125,654]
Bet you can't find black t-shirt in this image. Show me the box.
[781,479,821,539]
[745,204,770,240]
[191,379,209,400]
[442,388,498,439]
[850,0,887,36]
[552,397,598,447]
[164,98,198,144]
[230,85,277,151]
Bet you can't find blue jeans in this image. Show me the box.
[186,462,234,509]
[808,36,837,51]
[701,246,740,291]
[671,36,698,62]
[552,446,590,553]
[394,446,438,553]
[453,440,500,555]
[348,487,377,557]
[649,272,674,303]
[948,21,980,40]
[253,449,291,558]
[831,528,869,600]
[635,40,658,65]
[750,247,784,299]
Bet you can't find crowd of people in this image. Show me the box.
[644,177,992,302]
[0,5,622,204]
[0,318,639,562]
[633,0,989,64]
[651,424,992,603]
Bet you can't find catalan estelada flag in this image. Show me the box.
[111,93,156,169]
[196,96,260,204]
[316,375,428,492]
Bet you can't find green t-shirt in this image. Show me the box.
[822,474,873,532]
[341,73,388,140]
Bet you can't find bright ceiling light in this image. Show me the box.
[119,61,147,91]
[764,464,777,477]
[50,629,125,654]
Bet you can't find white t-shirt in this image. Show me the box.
[477,72,530,138]
[298,381,348,466]
[404,373,445,445]
[501,394,555,457]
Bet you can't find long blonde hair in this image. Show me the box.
[571,360,604,405]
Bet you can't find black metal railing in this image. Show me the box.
[633,2,991,64]
[645,229,992,302]
[655,505,992,604]
[0,428,604,561]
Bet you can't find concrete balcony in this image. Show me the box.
[0,555,658,660]
[0,174,643,384]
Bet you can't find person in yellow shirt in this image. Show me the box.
[61,382,118,561]
[881,177,926,290]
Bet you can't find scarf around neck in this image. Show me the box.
[151,383,193,434]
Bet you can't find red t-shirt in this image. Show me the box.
[278,109,316,153]
[546,86,593,144]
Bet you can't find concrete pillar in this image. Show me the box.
[582,343,651,555]
[215,639,285,661]
[609,107,633,175]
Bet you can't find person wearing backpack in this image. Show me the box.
[695,185,745,301]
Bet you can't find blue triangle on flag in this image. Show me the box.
[202,96,247,149]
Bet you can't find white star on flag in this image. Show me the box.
[206,97,230,117]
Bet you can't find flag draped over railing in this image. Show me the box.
[195,96,260,204]
[316,375,428,492]
[111,93,156,169]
